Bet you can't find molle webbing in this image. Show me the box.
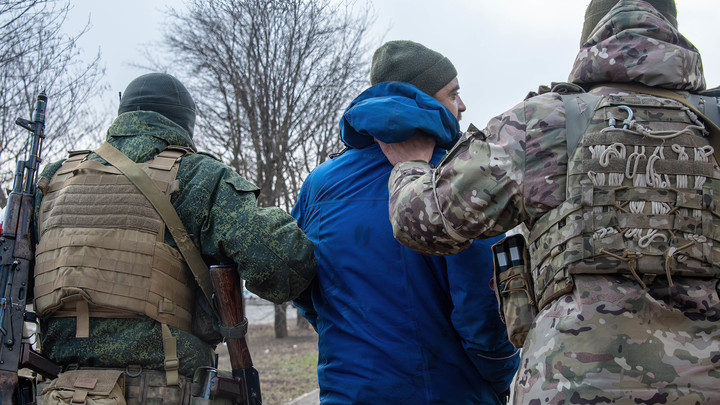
[529,93,720,309]
[34,147,194,335]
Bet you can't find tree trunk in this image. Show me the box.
[296,307,310,329]
[274,303,288,338]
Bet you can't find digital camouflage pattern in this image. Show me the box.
[34,111,317,376]
[388,1,720,403]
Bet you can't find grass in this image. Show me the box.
[216,324,319,405]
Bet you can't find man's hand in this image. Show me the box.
[377,132,436,166]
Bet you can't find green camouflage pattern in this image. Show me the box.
[34,111,317,376]
[39,318,212,378]
[387,1,720,403]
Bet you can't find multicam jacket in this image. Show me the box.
[388,1,720,404]
[34,111,317,376]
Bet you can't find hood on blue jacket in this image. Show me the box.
[340,82,461,150]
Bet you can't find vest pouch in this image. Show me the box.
[40,369,125,405]
[492,234,538,349]
[191,293,223,345]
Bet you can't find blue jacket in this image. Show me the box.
[292,82,519,404]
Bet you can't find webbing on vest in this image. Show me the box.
[529,89,720,309]
[35,145,194,386]
[94,143,223,387]
[604,83,720,164]
[35,148,194,330]
[562,86,720,164]
[94,142,215,308]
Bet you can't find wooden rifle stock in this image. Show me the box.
[0,92,60,404]
[209,265,261,405]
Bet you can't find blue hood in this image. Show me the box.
[340,82,461,150]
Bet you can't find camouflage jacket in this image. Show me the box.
[388,0,710,255]
[34,111,317,375]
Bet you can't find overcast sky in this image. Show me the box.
[66,0,719,131]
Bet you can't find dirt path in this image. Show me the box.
[216,323,319,405]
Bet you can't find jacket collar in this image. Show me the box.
[340,81,461,150]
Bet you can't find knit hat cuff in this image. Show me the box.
[408,56,458,96]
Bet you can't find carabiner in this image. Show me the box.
[618,105,633,129]
[608,105,634,129]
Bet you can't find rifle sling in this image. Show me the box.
[94,142,215,313]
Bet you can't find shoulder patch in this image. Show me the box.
[225,175,260,195]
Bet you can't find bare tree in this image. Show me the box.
[161,0,375,337]
[0,0,106,189]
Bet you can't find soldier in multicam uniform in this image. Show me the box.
[33,73,317,404]
[379,0,720,404]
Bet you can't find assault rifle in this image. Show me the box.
[0,92,62,404]
[207,265,262,405]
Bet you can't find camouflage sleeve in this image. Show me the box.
[388,107,528,255]
[175,155,317,304]
[388,94,567,255]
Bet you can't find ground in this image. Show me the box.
[216,324,319,405]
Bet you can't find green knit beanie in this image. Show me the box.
[580,0,677,45]
[370,40,457,96]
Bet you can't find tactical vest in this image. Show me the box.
[34,147,195,336]
[528,87,720,310]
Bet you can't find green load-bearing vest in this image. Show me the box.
[529,88,720,310]
[35,147,195,337]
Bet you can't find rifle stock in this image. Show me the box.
[0,92,60,403]
[209,265,261,405]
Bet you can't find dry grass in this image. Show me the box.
[216,324,319,405]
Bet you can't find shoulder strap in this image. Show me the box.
[561,93,602,159]
[688,94,720,129]
[598,82,720,164]
[94,142,216,310]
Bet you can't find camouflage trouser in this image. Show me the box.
[513,275,720,405]
[37,367,196,405]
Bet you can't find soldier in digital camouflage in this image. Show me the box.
[33,73,317,403]
[379,0,720,404]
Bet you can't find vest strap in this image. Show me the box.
[161,323,179,386]
[75,300,90,339]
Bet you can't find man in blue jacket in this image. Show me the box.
[292,40,519,404]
